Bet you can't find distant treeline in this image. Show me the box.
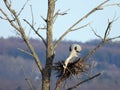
[0,37,120,66]
[0,37,120,90]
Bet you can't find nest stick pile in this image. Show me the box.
[53,58,89,79]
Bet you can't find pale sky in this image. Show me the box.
[0,0,120,42]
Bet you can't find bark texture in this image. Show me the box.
[42,0,55,90]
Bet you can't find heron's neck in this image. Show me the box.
[64,51,78,67]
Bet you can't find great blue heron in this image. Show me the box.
[63,44,82,73]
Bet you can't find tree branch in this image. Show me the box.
[17,0,29,17]
[55,75,68,90]
[2,0,43,72]
[0,8,19,30]
[53,9,69,23]
[103,3,120,7]
[30,5,34,26]
[54,0,109,50]
[82,18,119,62]
[41,15,47,23]
[103,19,112,41]
[17,48,33,56]
[67,72,102,90]
[71,23,90,31]
[21,65,35,90]
[108,35,120,41]
[89,25,102,39]
[0,16,7,20]
[23,19,47,47]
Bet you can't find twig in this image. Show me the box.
[23,19,47,47]
[71,23,90,31]
[37,24,47,31]
[89,25,102,39]
[103,3,120,7]
[0,16,7,20]
[104,19,112,41]
[30,5,34,26]
[16,56,35,90]
[41,15,47,22]
[67,72,102,90]
[21,65,35,90]
[0,8,19,30]
[53,9,69,23]
[17,0,29,17]
[54,9,69,17]
[25,78,35,90]
[107,35,120,41]
[17,48,33,56]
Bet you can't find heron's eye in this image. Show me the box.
[74,46,77,51]
[74,46,80,53]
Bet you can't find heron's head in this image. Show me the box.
[69,44,82,53]
[64,44,82,68]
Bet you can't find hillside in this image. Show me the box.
[0,37,120,90]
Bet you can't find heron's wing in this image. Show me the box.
[70,57,79,63]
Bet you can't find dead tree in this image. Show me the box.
[0,0,120,90]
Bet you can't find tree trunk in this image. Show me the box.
[42,0,55,90]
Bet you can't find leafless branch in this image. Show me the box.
[17,48,33,56]
[67,72,102,90]
[30,5,34,26]
[4,0,11,8]
[107,35,120,41]
[23,19,47,47]
[0,8,19,30]
[53,23,89,50]
[2,0,43,72]
[71,23,90,31]
[55,75,68,90]
[21,65,35,90]
[53,9,69,23]
[54,9,69,17]
[25,78,35,90]
[41,15,47,23]
[17,0,29,17]
[103,3,120,7]
[82,18,119,62]
[37,25,47,30]
[103,19,112,41]
[26,5,34,38]
[0,16,7,20]
[89,25,102,39]
[54,0,109,50]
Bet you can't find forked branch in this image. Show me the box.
[82,18,119,62]
[1,0,43,72]
[54,0,109,50]
[23,19,47,47]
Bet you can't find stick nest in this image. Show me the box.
[53,58,89,79]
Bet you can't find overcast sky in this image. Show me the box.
[0,0,120,42]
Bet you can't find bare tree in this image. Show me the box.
[0,0,120,90]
